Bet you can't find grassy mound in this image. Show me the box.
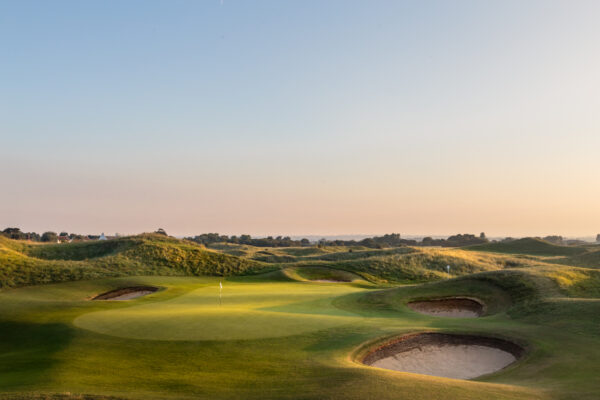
[0,235,267,288]
[283,266,364,283]
[286,247,546,284]
[202,242,556,284]
[535,266,600,298]
[552,248,600,268]
[465,238,587,256]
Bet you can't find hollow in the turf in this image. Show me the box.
[361,333,523,380]
[92,286,158,301]
[407,297,485,318]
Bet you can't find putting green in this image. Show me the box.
[74,282,366,340]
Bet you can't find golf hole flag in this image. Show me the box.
[219,281,222,305]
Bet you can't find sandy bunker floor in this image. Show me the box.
[408,297,484,318]
[362,333,523,380]
[93,286,158,301]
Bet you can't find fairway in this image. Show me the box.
[75,282,365,340]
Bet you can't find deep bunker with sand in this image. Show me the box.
[92,286,159,300]
[360,332,525,380]
[407,297,486,318]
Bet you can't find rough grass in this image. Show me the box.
[283,266,365,283]
[0,235,268,289]
[4,235,591,290]
[282,247,551,284]
[535,266,600,298]
[550,248,600,269]
[465,238,587,256]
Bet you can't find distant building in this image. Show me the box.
[57,235,70,243]
[99,233,107,240]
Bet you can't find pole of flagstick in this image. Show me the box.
[219,281,222,306]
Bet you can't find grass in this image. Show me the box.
[465,238,588,256]
[0,263,598,400]
[282,266,365,283]
[5,235,589,289]
[0,235,269,288]
[0,235,599,399]
[73,281,364,341]
[550,248,600,269]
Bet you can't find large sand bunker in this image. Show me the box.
[361,333,524,380]
[407,297,485,318]
[93,286,158,301]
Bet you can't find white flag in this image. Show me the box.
[219,281,223,289]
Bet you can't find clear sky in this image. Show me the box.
[2,0,600,238]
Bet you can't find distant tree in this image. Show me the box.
[26,232,41,241]
[596,234,600,243]
[442,233,487,247]
[480,232,486,239]
[543,235,563,245]
[41,231,58,242]
[300,238,310,246]
[59,232,69,237]
[3,227,26,240]
[360,238,377,248]
[155,228,168,236]
[240,234,252,244]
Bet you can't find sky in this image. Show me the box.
[2,0,600,238]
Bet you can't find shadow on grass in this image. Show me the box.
[0,321,75,390]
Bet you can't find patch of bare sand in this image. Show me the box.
[362,333,523,380]
[407,297,484,318]
[107,290,156,300]
[93,286,158,301]
[372,344,516,379]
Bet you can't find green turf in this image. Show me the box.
[282,266,365,283]
[1,236,599,399]
[0,266,598,400]
[465,238,588,256]
[74,282,364,340]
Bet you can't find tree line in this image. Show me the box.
[185,232,489,248]
[1,227,100,242]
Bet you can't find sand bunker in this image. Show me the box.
[93,286,158,301]
[362,333,524,380]
[312,279,351,283]
[407,297,485,318]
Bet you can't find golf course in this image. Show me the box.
[0,234,599,400]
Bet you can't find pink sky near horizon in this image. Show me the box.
[2,1,600,238]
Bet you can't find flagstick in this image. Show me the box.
[219,280,222,306]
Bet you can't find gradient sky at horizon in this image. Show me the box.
[2,0,600,237]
